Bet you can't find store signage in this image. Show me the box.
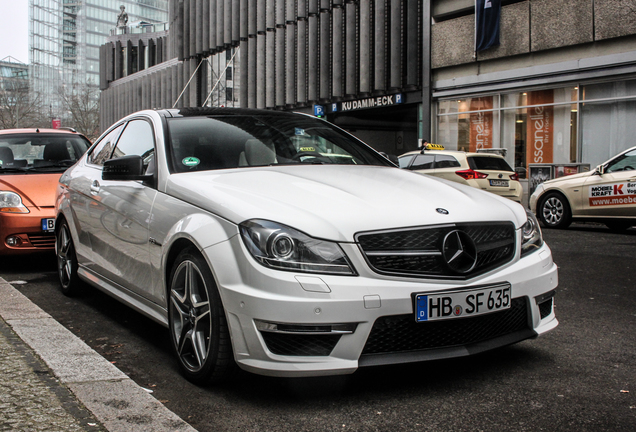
[52,118,61,129]
[340,93,403,112]
[526,90,554,166]
[468,97,493,152]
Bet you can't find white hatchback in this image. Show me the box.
[55,108,558,384]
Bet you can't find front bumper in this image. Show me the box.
[204,236,558,377]
[0,209,56,255]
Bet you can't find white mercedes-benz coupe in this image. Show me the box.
[55,108,558,384]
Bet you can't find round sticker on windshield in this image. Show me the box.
[182,156,200,167]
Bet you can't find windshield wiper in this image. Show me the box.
[0,167,28,173]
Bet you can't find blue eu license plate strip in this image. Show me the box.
[41,218,55,233]
[415,283,511,322]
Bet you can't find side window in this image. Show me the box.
[606,150,636,173]
[398,155,414,168]
[88,124,124,166]
[410,154,435,170]
[434,154,461,169]
[111,119,156,174]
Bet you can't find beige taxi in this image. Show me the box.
[530,146,636,231]
[398,146,523,202]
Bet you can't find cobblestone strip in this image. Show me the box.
[0,317,105,431]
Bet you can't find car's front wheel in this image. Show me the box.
[538,192,572,229]
[168,248,235,385]
[56,219,82,296]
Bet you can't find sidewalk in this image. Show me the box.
[0,277,196,432]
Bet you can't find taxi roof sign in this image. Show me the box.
[425,143,445,150]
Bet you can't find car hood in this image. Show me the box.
[541,170,592,187]
[0,174,62,208]
[165,166,527,241]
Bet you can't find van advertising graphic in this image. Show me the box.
[589,182,636,206]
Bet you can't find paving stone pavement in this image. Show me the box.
[0,317,103,431]
[0,277,197,432]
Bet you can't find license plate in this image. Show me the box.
[489,179,509,187]
[415,284,511,322]
[41,218,55,233]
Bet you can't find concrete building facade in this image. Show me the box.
[99,0,636,184]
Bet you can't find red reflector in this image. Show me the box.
[455,169,488,180]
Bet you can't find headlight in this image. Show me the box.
[0,191,29,213]
[521,209,543,257]
[240,219,356,275]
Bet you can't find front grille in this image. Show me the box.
[356,222,515,279]
[361,297,529,356]
[261,332,342,356]
[27,233,56,248]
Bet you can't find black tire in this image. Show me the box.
[168,248,235,385]
[538,192,572,229]
[56,219,83,296]
[605,220,634,232]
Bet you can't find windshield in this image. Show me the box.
[166,114,393,173]
[0,133,90,173]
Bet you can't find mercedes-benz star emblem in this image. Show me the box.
[442,230,478,274]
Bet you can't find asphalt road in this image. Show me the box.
[1,223,634,431]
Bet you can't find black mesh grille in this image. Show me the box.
[261,332,342,356]
[27,234,56,248]
[538,298,553,319]
[361,297,529,355]
[356,223,515,279]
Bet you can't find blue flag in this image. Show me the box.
[475,0,501,52]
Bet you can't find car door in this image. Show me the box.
[581,148,636,217]
[88,118,158,295]
[65,123,125,269]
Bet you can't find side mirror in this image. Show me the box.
[595,164,605,175]
[102,155,153,183]
[515,167,527,176]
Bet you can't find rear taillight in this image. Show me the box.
[455,169,488,180]
[509,173,520,181]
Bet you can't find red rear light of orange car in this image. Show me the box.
[455,169,488,180]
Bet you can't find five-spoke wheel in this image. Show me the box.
[56,220,82,296]
[168,248,234,384]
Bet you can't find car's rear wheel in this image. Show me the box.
[168,248,235,385]
[56,220,82,296]
[538,192,572,229]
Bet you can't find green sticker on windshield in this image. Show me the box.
[182,156,200,167]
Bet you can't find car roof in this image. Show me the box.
[0,128,85,136]
[399,149,505,159]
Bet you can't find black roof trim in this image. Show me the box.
[176,107,296,117]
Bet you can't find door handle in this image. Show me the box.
[90,180,100,195]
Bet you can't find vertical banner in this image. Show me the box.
[469,97,494,152]
[526,90,554,166]
[475,0,501,52]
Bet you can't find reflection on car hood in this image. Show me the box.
[0,174,62,208]
[542,170,593,186]
[166,166,526,241]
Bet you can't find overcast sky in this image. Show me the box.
[0,2,29,64]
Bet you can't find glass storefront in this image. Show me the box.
[434,78,636,177]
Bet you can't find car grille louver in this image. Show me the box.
[356,222,516,279]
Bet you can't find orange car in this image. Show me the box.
[0,128,90,255]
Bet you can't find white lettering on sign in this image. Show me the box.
[589,182,636,206]
[340,94,403,112]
